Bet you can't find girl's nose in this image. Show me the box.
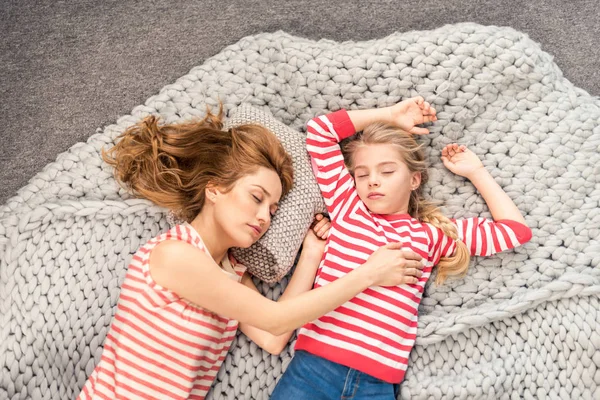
[368,176,380,187]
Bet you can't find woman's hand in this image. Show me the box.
[387,96,437,135]
[301,214,330,262]
[441,143,485,180]
[361,242,425,286]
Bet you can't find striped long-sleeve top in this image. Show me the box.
[78,223,246,400]
[295,110,532,383]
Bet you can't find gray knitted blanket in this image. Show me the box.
[1,23,599,399]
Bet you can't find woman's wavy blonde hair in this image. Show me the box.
[103,105,294,222]
[343,122,470,285]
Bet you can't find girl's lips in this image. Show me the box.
[368,192,384,199]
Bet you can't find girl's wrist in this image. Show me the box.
[466,166,490,183]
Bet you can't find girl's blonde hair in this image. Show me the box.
[343,122,470,285]
[103,105,294,222]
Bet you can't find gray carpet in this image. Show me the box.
[1,0,599,205]
[2,23,598,399]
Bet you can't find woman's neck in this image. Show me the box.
[189,213,229,265]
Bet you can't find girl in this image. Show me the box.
[77,106,426,399]
[271,97,532,399]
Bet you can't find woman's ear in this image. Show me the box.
[411,171,422,191]
[205,184,220,204]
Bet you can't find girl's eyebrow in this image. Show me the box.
[354,161,398,169]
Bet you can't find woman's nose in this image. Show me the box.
[258,206,270,225]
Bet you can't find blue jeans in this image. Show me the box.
[271,350,400,400]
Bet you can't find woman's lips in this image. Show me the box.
[248,224,261,236]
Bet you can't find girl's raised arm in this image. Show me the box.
[346,96,437,134]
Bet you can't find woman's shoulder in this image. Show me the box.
[148,223,207,258]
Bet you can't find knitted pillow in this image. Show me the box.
[171,104,326,283]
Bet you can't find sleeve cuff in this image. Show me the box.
[496,219,533,244]
[327,109,357,140]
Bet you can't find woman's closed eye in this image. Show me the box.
[252,194,262,203]
[269,206,278,217]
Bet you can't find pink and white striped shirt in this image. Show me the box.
[295,110,532,383]
[78,223,246,400]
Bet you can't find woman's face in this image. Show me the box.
[212,166,283,248]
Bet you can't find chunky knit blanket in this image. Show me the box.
[1,23,599,400]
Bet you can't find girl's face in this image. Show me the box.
[352,144,421,215]
[211,166,282,248]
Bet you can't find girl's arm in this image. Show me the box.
[346,96,437,133]
[149,236,423,337]
[441,144,527,225]
[434,144,532,260]
[239,215,329,355]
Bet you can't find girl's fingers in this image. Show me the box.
[441,156,452,169]
[410,126,430,135]
[313,219,327,230]
[317,223,330,238]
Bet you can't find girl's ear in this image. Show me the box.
[411,171,422,191]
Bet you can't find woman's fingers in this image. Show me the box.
[402,276,419,284]
[403,268,423,278]
[400,250,423,262]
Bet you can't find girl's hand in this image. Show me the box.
[301,214,330,261]
[387,96,437,135]
[441,144,485,179]
[361,242,424,286]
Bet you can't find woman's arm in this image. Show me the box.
[237,252,320,354]
[150,237,423,336]
[239,215,329,355]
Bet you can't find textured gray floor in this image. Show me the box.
[1,0,599,205]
